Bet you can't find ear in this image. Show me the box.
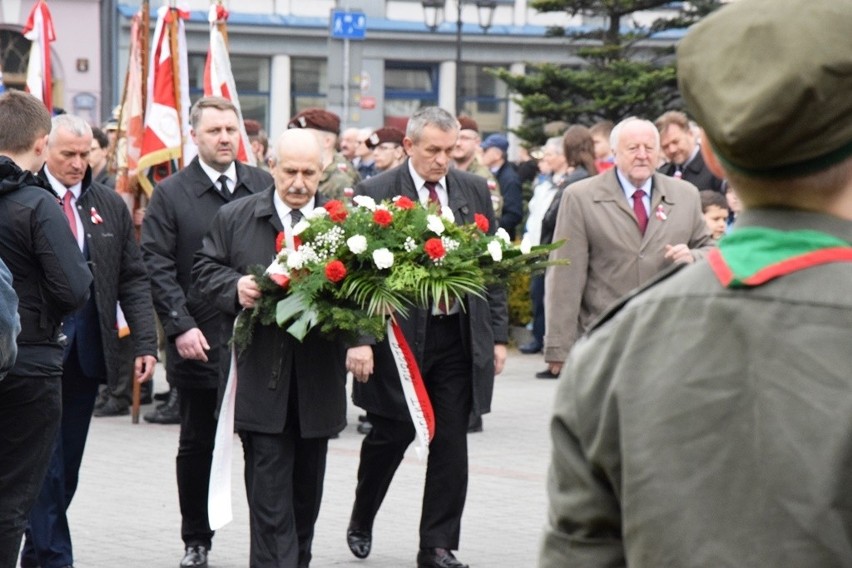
[700,135,727,179]
[33,133,48,156]
[402,136,414,154]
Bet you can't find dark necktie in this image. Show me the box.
[217,174,230,197]
[290,208,302,228]
[632,189,648,235]
[424,181,440,208]
[62,193,78,240]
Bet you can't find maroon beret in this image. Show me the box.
[287,108,340,135]
[365,127,405,149]
[457,116,479,133]
[243,119,262,136]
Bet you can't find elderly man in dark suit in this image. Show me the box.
[194,128,359,568]
[141,96,273,568]
[345,106,509,568]
[22,113,158,568]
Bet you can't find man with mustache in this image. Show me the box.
[141,96,273,568]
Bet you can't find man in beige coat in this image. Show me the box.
[542,117,714,376]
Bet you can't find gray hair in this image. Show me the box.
[50,114,92,142]
[544,136,564,156]
[610,117,660,151]
[406,107,458,143]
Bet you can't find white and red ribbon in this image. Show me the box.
[387,319,435,459]
[208,327,239,530]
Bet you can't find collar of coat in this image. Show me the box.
[708,227,852,287]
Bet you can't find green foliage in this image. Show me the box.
[493,0,724,145]
[507,271,531,327]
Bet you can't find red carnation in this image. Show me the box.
[325,259,347,283]
[373,209,393,227]
[293,235,302,250]
[270,273,290,288]
[474,213,489,233]
[394,196,415,210]
[324,200,348,222]
[275,231,285,253]
[424,237,446,260]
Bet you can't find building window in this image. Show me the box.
[291,57,327,116]
[187,53,271,130]
[459,63,509,135]
[384,62,438,131]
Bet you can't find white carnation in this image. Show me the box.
[286,250,304,270]
[426,214,445,235]
[292,220,311,235]
[352,195,377,211]
[520,236,532,254]
[265,257,289,276]
[440,207,455,224]
[487,240,503,262]
[308,207,328,219]
[347,234,368,254]
[372,248,394,269]
[495,228,511,243]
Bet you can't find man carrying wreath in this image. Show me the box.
[345,106,509,568]
[193,128,365,568]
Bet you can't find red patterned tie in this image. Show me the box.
[632,189,648,235]
[424,181,440,209]
[62,193,78,240]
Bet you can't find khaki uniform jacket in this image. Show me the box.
[543,169,714,363]
[541,209,852,568]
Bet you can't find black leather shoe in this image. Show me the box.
[417,548,468,568]
[535,369,559,379]
[180,545,208,567]
[356,420,373,435]
[519,341,542,354]
[93,396,129,417]
[347,528,372,559]
[144,388,179,424]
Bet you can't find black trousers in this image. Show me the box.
[351,315,472,550]
[0,374,61,568]
[177,386,218,549]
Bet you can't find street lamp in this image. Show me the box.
[421,0,497,116]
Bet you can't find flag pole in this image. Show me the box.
[168,0,184,169]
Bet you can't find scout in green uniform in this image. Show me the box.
[541,1,852,567]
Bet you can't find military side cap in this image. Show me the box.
[287,108,340,135]
[366,127,405,149]
[457,116,479,133]
[243,119,262,136]
[677,0,852,178]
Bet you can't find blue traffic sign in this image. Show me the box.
[331,10,366,40]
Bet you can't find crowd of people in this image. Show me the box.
[2,1,852,564]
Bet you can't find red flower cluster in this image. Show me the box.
[275,231,285,253]
[325,259,347,283]
[324,200,348,223]
[424,237,446,260]
[394,196,415,210]
[474,213,489,233]
[373,209,393,227]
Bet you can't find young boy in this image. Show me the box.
[699,189,729,239]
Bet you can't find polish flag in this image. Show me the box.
[116,12,146,198]
[203,5,255,165]
[137,4,196,196]
[22,0,56,113]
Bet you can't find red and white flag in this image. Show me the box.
[137,4,196,196]
[116,12,146,199]
[203,4,255,166]
[22,0,56,113]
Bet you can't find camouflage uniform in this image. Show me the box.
[320,152,361,201]
[464,158,502,219]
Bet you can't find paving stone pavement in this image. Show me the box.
[61,348,557,567]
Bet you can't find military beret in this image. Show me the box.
[243,119,262,136]
[677,0,852,178]
[365,127,405,150]
[287,108,340,135]
[481,133,508,153]
[457,116,479,133]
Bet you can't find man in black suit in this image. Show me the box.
[193,128,360,567]
[22,113,158,568]
[345,106,509,568]
[655,110,724,192]
[141,96,273,568]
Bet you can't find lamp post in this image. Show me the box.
[422,0,497,116]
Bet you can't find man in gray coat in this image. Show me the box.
[543,117,714,376]
[194,128,361,568]
[541,1,852,566]
[345,107,508,568]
